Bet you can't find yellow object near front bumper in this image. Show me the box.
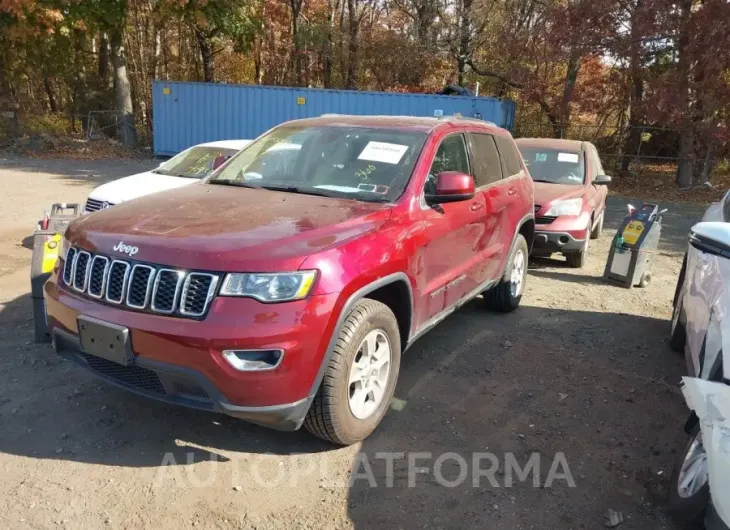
[41,233,62,273]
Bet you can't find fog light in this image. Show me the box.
[222,349,284,371]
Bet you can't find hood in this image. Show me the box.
[88,171,196,204]
[533,182,584,207]
[67,183,392,272]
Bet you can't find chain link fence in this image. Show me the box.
[512,118,725,183]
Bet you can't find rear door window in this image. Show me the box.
[467,133,503,187]
[494,136,523,177]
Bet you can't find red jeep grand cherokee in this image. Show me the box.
[515,138,611,268]
[45,115,534,445]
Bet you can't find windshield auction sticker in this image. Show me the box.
[358,142,409,164]
[557,153,579,163]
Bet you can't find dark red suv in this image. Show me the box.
[45,115,534,445]
[515,138,611,267]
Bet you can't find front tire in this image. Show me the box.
[667,425,710,526]
[590,212,604,239]
[670,297,687,353]
[485,234,528,312]
[304,299,401,445]
[566,230,589,268]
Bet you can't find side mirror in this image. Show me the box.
[595,174,612,185]
[425,171,476,204]
[689,222,730,258]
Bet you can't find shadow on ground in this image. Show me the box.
[0,288,687,529]
[347,298,688,529]
[0,156,158,187]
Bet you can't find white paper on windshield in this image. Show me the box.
[558,152,579,163]
[358,142,409,164]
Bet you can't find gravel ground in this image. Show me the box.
[0,156,708,530]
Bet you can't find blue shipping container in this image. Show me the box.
[152,81,517,156]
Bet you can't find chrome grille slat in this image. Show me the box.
[151,269,184,314]
[87,256,110,298]
[60,246,218,318]
[72,251,91,292]
[126,264,155,309]
[105,260,131,304]
[63,247,78,285]
[180,273,219,317]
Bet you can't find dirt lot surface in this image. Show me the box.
[0,155,708,530]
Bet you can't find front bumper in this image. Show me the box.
[532,231,585,254]
[52,328,310,430]
[44,272,342,430]
[531,213,590,255]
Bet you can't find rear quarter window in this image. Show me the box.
[494,136,523,177]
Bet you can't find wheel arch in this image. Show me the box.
[518,217,535,253]
[306,272,414,399]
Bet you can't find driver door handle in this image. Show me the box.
[508,187,517,196]
[471,202,484,212]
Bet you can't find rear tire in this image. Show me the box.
[304,299,401,445]
[485,234,528,313]
[667,424,709,526]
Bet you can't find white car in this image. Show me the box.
[668,192,730,530]
[83,139,251,213]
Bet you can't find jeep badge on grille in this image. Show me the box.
[113,241,139,257]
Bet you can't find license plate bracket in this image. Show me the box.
[77,315,134,366]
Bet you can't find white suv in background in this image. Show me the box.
[83,139,251,213]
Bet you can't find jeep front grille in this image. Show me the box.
[62,247,219,319]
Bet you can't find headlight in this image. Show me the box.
[220,271,317,302]
[544,198,583,217]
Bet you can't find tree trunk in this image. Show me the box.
[289,0,303,86]
[675,0,694,188]
[72,30,88,131]
[555,49,581,138]
[194,26,215,83]
[43,74,58,112]
[457,0,473,86]
[345,0,359,89]
[324,0,339,88]
[0,46,11,105]
[98,33,110,86]
[338,0,346,85]
[110,30,138,148]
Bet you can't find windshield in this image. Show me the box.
[156,146,241,178]
[520,147,585,185]
[209,125,427,202]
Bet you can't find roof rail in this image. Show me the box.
[438,115,497,126]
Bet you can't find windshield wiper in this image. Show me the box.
[259,184,337,197]
[260,185,391,203]
[208,180,260,188]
